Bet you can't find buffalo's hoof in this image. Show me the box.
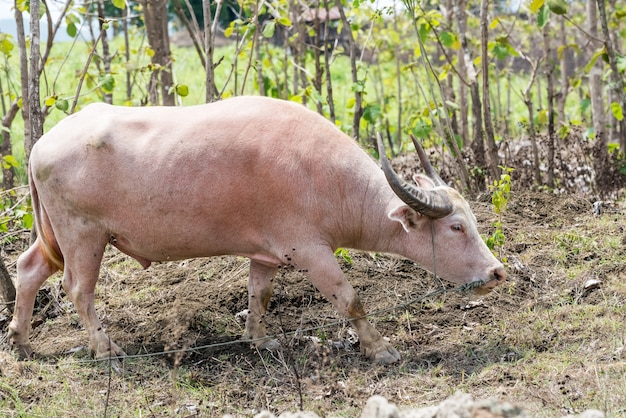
[93,344,127,373]
[256,338,281,351]
[93,342,127,362]
[11,342,33,360]
[370,345,401,364]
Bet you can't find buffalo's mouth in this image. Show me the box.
[473,285,494,295]
[473,275,506,295]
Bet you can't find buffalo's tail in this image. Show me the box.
[29,164,64,271]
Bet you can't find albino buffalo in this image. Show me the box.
[8,96,505,364]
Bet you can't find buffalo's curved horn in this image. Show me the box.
[410,133,447,187]
[377,134,453,219]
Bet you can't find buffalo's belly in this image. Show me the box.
[104,222,286,268]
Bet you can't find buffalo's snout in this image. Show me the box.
[474,265,507,295]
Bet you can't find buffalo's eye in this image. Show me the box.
[451,223,464,232]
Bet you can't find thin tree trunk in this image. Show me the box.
[587,0,606,169]
[141,0,175,106]
[596,0,626,152]
[454,0,483,189]
[0,72,15,188]
[543,23,556,188]
[240,1,261,95]
[334,0,362,141]
[97,0,113,104]
[0,255,15,314]
[0,101,18,189]
[312,3,324,114]
[174,0,206,70]
[520,53,543,185]
[557,17,569,127]
[15,2,30,165]
[322,0,335,122]
[453,2,469,148]
[480,0,500,181]
[123,7,132,102]
[28,0,43,161]
[254,28,264,97]
[203,0,217,101]
[505,71,511,139]
[393,4,402,149]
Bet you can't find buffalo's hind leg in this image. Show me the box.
[60,238,126,361]
[7,238,59,358]
[242,260,280,350]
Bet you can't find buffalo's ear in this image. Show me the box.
[413,174,436,190]
[388,204,419,233]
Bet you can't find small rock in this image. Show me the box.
[562,410,605,418]
[253,412,275,418]
[361,395,400,418]
[592,201,602,216]
[279,412,320,418]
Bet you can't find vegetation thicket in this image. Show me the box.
[1,0,625,193]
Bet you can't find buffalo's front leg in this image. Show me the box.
[301,246,401,364]
[242,260,279,350]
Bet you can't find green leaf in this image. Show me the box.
[16,0,28,12]
[66,13,80,24]
[440,31,455,48]
[21,212,33,229]
[55,99,69,112]
[492,44,509,60]
[0,34,15,56]
[611,102,624,121]
[2,155,19,168]
[175,84,189,97]
[351,81,365,93]
[363,104,381,124]
[616,53,626,73]
[112,0,125,9]
[101,73,115,92]
[66,22,77,38]
[546,0,568,15]
[557,125,570,140]
[537,5,550,28]
[412,119,432,138]
[262,21,275,38]
[277,17,292,27]
[334,248,352,264]
[418,22,429,41]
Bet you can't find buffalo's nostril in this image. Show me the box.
[493,266,507,283]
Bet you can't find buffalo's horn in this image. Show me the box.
[410,133,447,187]
[377,134,453,219]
